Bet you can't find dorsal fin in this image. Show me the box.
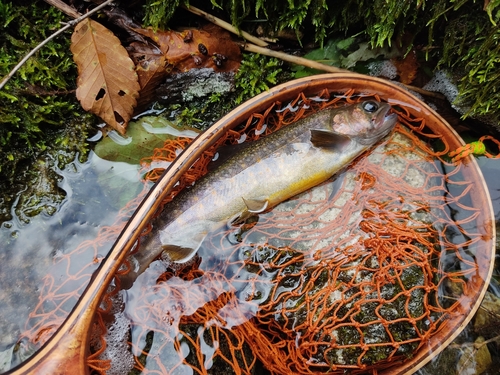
[310,129,351,150]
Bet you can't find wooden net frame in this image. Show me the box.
[92,90,492,374]
[12,74,494,375]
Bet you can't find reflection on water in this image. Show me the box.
[417,156,500,375]
[479,157,500,221]
[0,152,143,371]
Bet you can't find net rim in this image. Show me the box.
[9,73,495,375]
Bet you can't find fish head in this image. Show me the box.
[331,100,398,146]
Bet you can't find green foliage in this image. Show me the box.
[234,53,281,104]
[485,0,500,25]
[458,27,500,120]
[142,0,189,30]
[292,38,352,78]
[0,1,90,174]
[0,0,95,222]
[433,1,500,123]
[208,0,423,47]
[200,0,500,124]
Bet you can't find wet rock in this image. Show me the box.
[474,291,500,337]
[13,157,66,224]
[156,68,235,103]
[423,70,500,130]
[456,336,492,375]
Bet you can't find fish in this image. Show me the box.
[120,100,398,288]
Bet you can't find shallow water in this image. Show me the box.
[0,152,144,371]
[0,103,498,374]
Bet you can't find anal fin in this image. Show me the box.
[161,245,198,264]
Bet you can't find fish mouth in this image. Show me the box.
[375,106,398,135]
[359,106,398,145]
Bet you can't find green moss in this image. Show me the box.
[142,0,188,30]
[0,1,78,151]
[0,0,95,222]
[234,53,282,104]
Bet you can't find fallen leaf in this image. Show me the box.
[292,38,345,78]
[71,18,140,134]
[392,50,419,85]
[130,24,241,73]
[93,157,143,210]
[293,37,402,78]
[127,42,168,111]
[94,115,199,164]
[0,344,15,372]
[341,42,401,69]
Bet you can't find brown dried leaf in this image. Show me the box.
[71,18,140,134]
[392,50,419,85]
[131,45,168,111]
[131,25,241,73]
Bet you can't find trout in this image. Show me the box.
[121,100,397,288]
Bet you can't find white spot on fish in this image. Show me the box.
[276,103,299,113]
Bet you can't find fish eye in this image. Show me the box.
[362,101,379,113]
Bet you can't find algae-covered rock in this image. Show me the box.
[13,158,66,224]
[474,292,500,337]
[156,68,235,103]
[456,336,492,375]
[244,245,426,367]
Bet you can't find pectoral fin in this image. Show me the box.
[310,129,351,150]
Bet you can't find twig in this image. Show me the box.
[44,0,81,19]
[243,42,347,74]
[449,334,500,350]
[186,6,446,100]
[0,0,115,90]
[182,4,269,47]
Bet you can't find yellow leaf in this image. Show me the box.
[71,19,140,134]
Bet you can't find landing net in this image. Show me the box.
[92,89,491,374]
[22,89,491,374]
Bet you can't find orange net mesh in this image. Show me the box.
[448,135,500,162]
[20,188,149,348]
[19,89,491,374]
[84,89,491,374]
